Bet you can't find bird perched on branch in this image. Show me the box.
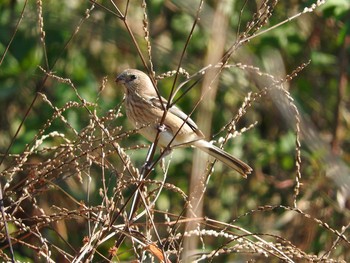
[116,69,252,177]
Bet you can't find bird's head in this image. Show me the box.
[116,69,156,97]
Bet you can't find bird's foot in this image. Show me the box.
[141,161,154,173]
[157,124,167,133]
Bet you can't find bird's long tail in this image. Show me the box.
[193,140,252,178]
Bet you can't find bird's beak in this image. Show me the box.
[115,74,125,84]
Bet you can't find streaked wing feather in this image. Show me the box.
[149,97,199,132]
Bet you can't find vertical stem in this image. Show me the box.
[0,183,15,262]
[183,0,233,259]
[331,30,349,154]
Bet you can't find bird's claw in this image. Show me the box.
[142,161,154,173]
[157,124,167,132]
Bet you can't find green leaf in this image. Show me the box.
[310,51,337,67]
[319,0,350,18]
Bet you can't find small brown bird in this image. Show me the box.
[116,69,252,177]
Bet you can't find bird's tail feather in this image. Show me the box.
[194,140,252,178]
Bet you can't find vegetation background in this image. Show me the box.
[0,0,349,262]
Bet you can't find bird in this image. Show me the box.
[116,69,252,177]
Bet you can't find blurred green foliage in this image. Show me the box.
[0,0,349,261]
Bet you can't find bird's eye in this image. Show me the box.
[129,74,137,81]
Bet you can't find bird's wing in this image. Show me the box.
[149,96,200,133]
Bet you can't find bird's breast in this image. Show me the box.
[125,96,161,128]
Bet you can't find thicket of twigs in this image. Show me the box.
[0,0,349,262]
